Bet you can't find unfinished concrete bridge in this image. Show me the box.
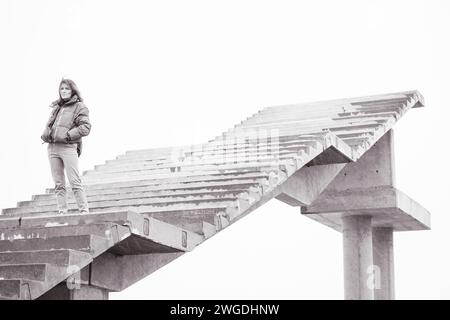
[0,90,430,300]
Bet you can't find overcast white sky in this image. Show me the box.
[0,0,449,299]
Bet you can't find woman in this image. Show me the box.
[41,78,92,215]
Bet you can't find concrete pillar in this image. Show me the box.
[342,215,374,300]
[372,227,395,300]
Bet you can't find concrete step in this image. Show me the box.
[111,137,313,159]
[236,113,393,130]
[80,161,292,186]
[236,115,394,134]
[14,210,144,230]
[109,154,177,164]
[110,142,310,164]
[0,223,128,242]
[121,136,317,159]
[0,235,111,256]
[1,207,229,235]
[19,189,253,208]
[2,210,206,250]
[189,138,325,157]
[213,122,381,142]
[89,147,309,175]
[82,158,294,182]
[244,113,396,131]
[32,180,262,202]
[331,130,373,139]
[5,203,238,221]
[0,263,52,281]
[0,249,91,267]
[117,145,198,158]
[199,132,352,155]
[0,279,45,300]
[248,93,412,115]
[113,146,188,163]
[336,129,377,142]
[330,111,399,121]
[4,196,239,216]
[121,145,188,157]
[105,153,280,167]
[148,208,227,232]
[0,207,222,239]
[80,157,298,190]
[82,170,272,187]
[108,219,204,254]
[44,173,269,193]
[215,122,379,140]
[210,130,373,153]
[240,104,402,126]
[342,136,375,147]
[261,96,410,113]
[55,171,269,192]
[96,147,307,171]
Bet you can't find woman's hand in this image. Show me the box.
[40,127,51,143]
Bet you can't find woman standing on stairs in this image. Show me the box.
[40,78,92,215]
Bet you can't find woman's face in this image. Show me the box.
[59,83,72,100]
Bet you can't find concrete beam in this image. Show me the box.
[275,163,346,206]
[90,252,183,292]
[301,186,430,231]
[10,211,203,254]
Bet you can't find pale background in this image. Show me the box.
[0,0,449,299]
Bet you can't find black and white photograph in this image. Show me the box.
[0,0,449,306]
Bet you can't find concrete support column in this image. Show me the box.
[342,215,374,300]
[372,227,395,300]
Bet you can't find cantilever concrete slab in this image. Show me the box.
[0,249,92,267]
[302,186,430,232]
[275,163,346,206]
[1,210,203,254]
[18,211,144,230]
[90,252,184,292]
[0,223,126,242]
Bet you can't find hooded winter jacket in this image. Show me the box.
[41,94,91,156]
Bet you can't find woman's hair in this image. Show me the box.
[58,78,83,103]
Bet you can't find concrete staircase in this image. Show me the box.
[0,90,426,299]
[0,211,201,299]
